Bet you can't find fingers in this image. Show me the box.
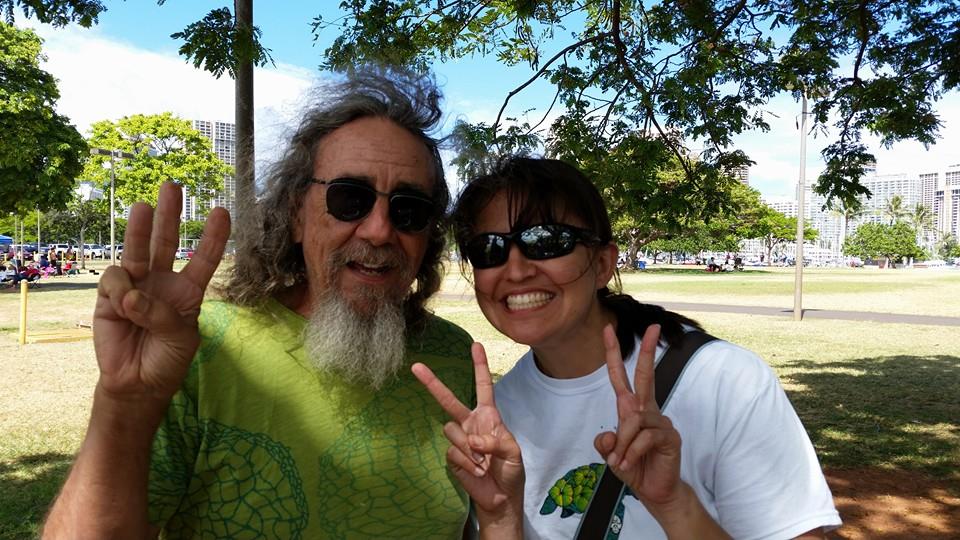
[633,324,661,409]
[603,411,675,471]
[411,363,472,422]
[149,182,183,271]
[181,207,231,290]
[446,425,524,479]
[96,265,135,320]
[618,424,678,473]
[471,342,495,407]
[603,324,632,396]
[447,445,487,478]
[120,288,196,341]
[444,421,487,474]
[468,428,523,466]
[122,202,153,281]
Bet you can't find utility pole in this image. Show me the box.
[90,148,135,265]
[794,91,808,321]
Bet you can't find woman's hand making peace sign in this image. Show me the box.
[594,323,731,538]
[412,343,524,538]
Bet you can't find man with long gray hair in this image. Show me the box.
[43,69,477,539]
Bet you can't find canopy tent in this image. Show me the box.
[0,234,12,244]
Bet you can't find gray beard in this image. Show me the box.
[303,288,408,390]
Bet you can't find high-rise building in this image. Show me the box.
[936,165,960,239]
[184,120,236,221]
[729,164,750,185]
[920,172,938,211]
[854,173,921,227]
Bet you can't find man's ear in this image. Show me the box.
[595,243,618,289]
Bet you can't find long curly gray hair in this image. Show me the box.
[219,67,449,331]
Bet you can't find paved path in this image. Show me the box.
[437,294,960,327]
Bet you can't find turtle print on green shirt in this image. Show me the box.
[155,417,309,539]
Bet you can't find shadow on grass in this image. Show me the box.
[0,452,73,540]
[782,354,960,487]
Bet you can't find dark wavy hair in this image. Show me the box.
[451,156,701,354]
[220,67,449,331]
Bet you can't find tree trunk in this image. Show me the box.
[234,0,255,235]
[79,227,86,270]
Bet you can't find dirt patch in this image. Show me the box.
[825,468,960,539]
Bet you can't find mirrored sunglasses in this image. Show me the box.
[465,223,602,269]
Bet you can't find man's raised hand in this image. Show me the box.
[93,182,230,406]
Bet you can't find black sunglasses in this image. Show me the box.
[311,178,436,233]
[465,223,602,269]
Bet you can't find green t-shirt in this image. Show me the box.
[147,299,475,539]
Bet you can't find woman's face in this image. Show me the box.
[470,192,615,349]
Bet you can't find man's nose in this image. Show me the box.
[354,196,395,246]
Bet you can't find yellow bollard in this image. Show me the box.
[19,279,28,345]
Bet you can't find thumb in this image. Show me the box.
[594,431,616,458]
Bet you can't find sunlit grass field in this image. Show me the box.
[1,261,958,539]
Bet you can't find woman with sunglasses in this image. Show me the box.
[413,157,840,539]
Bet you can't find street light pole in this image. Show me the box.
[109,151,117,266]
[90,148,134,265]
[794,91,808,321]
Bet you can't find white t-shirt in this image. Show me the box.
[495,335,842,540]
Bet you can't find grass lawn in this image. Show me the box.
[1,262,959,539]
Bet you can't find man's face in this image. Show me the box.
[295,116,436,316]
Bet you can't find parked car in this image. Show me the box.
[82,244,105,258]
[11,244,45,256]
[49,243,75,257]
[105,244,124,259]
[175,247,194,260]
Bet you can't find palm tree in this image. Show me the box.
[882,195,907,224]
[831,201,864,253]
[908,203,934,249]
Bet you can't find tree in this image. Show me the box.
[843,222,922,268]
[319,0,960,210]
[448,119,541,183]
[82,113,231,207]
[830,200,864,247]
[1,0,105,27]
[753,207,818,265]
[936,233,960,260]
[166,0,272,225]
[908,203,934,249]
[882,195,907,224]
[8,0,272,223]
[544,107,746,265]
[0,23,87,214]
[44,194,108,268]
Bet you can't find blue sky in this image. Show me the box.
[24,1,960,199]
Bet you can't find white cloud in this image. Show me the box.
[734,92,960,197]
[30,23,316,170]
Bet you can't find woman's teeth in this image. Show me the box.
[506,292,553,310]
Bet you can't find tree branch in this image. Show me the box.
[610,0,693,178]
[492,33,607,133]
